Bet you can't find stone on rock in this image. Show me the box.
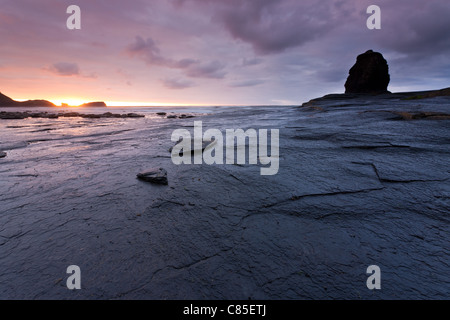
[156,112,167,116]
[137,168,168,185]
[81,114,101,119]
[0,112,27,120]
[127,113,145,118]
[179,114,195,119]
[344,50,390,94]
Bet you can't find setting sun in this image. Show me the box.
[104,101,209,107]
[50,98,88,107]
[49,99,211,107]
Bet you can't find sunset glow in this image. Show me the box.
[50,99,89,107]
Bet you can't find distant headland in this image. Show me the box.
[0,92,106,108]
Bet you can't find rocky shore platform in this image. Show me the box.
[0,93,448,299]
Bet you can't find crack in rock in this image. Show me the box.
[263,187,385,209]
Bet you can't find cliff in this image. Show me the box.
[0,92,55,107]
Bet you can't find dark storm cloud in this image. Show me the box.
[179,0,450,65]
[374,0,450,58]
[179,0,353,55]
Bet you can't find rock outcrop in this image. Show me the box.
[0,111,144,120]
[137,168,168,185]
[344,50,390,94]
[79,101,107,107]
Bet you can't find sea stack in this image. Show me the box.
[344,50,390,94]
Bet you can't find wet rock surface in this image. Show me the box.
[165,114,196,119]
[0,99,448,299]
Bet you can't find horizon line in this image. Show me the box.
[12,99,300,108]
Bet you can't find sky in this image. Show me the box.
[1,0,449,106]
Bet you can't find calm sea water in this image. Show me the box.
[0,105,293,115]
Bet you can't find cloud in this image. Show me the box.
[174,59,198,69]
[161,78,195,89]
[83,73,98,79]
[48,62,79,76]
[199,0,351,55]
[184,61,226,79]
[373,1,450,59]
[126,36,170,66]
[126,36,227,79]
[229,79,265,88]
[46,62,97,79]
[242,58,263,67]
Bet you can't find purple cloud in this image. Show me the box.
[229,79,265,88]
[126,36,227,79]
[48,62,79,76]
[373,1,450,58]
[242,58,263,67]
[188,0,349,55]
[161,78,195,89]
[126,36,169,66]
[184,61,226,79]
